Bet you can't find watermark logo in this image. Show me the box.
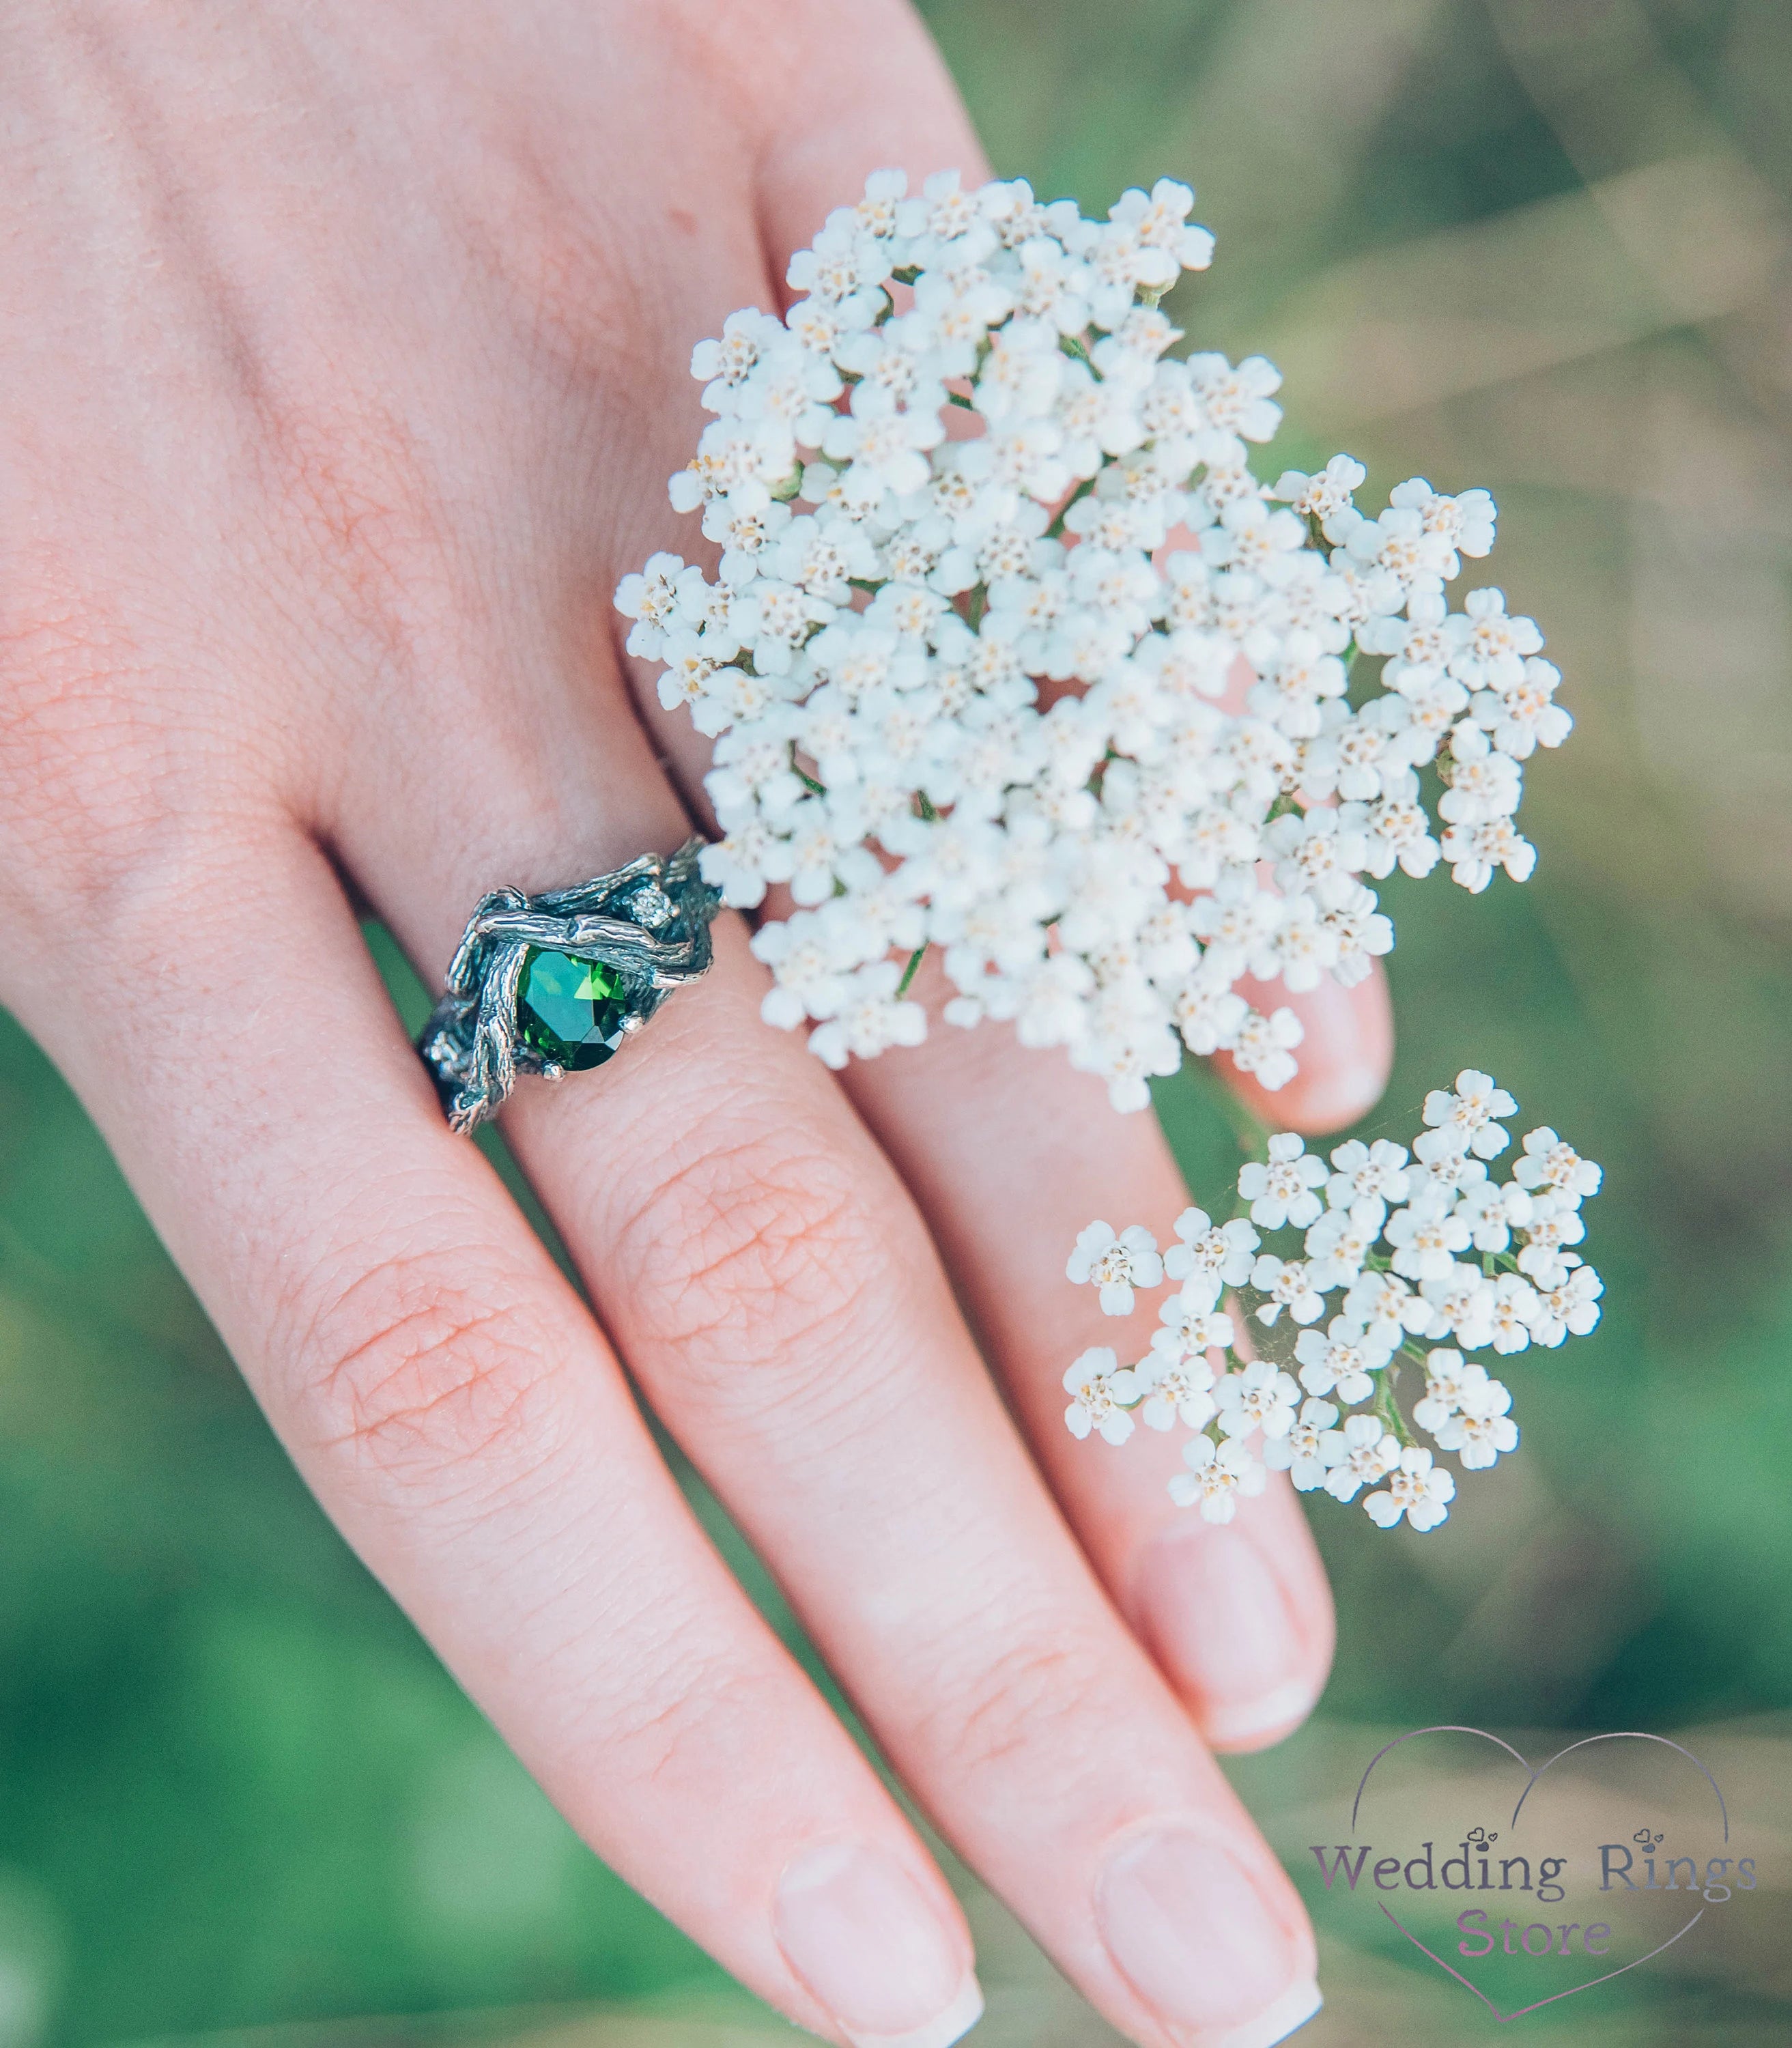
[1306,1727,1757,2022]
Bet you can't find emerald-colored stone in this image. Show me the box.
[515,949,630,1071]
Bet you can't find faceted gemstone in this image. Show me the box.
[515,948,631,1071]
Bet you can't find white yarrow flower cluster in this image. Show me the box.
[616,169,1573,1109]
[1059,1070,1603,1531]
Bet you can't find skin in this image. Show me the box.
[0,2,1393,2040]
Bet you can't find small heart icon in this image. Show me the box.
[1336,1727,1732,2021]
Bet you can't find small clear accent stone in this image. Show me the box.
[631,883,674,928]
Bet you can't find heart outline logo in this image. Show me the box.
[1347,1726,1729,2023]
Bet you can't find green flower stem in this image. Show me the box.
[896,943,928,997]
[1374,1367,1414,1448]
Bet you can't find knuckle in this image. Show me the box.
[614,1643,792,1794]
[0,551,288,969]
[609,1109,900,1384]
[283,1241,571,1498]
[930,1620,1123,1781]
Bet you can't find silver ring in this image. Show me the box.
[417,838,720,1133]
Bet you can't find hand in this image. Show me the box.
[0,5,1390,2044]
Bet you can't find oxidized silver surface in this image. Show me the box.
[418,838,720,1133]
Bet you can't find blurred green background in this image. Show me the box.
[3,1,1790,2043]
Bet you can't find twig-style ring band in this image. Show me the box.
[417,838,720,1133]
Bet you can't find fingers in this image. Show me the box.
[744,0,990,275]
[839,976,1337,1755]
[510,945,1323,2048]
[339,644,1322,2048]
[20,829,981,2048]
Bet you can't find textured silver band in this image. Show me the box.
[417,838,720,1133]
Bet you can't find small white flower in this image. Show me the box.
[1271,455,1365,535]
[1066,1220,1165,1315]
[1363,1446,1456,1531]
[749,911,855,1028]
[1346,504,1455,590]
[1214,1359,1301,1440]
[1513,1193,1587,1285]
[614,550,694,658]
[1137,1348,1219,1432]
[806,961,926,1068]
[1266,806,1369,911]
[1186,352,1283,444]
[1168,1433,1268,1522]
[1419,1262,1497,1351]
[1386,1197,1471,1281]
[1433,1371,1517,1468]
[1063,1347,1142,1445]
[698,816,782,909]
[1108,176,1215,272]
[1346,1268,1431,1346]
[1410,1348,1477,1434]
[1237,1133,1328,1229]
[1409,1128,1491,1192]
[1153,1294,1235,1363]
[1455,1179,1532,1253]
[1441,814,1537,892]
[1322,1415,1402,1502]
[1264,1397,1341,1490]
[1528,1264,1602,1347]
[1389,477,1496,565]
[1326,1138,1411,1210]
[1249,1253,1327,1327]
[1229,1006,1305,1092]
[1446,586,1543,689]
[1303,1198,1385,1288]
[1513,1126,1603,1206]
[1475,656,1572,760]
[1486,1272,1540,1354]
[1294,1317,1391,1405]
[1162,1208,1260,1307]
[729,578,834,675]
[1422,1069,1519,1159]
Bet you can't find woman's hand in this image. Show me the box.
[0,5,1389,2043]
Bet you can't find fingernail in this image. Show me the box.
[1096,1827,1319,2047]
[774,1840,982,2048]
[1137,1525,1318,1747]
[1282,978,1390,1133]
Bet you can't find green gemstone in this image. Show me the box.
[515,949,631,1072]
